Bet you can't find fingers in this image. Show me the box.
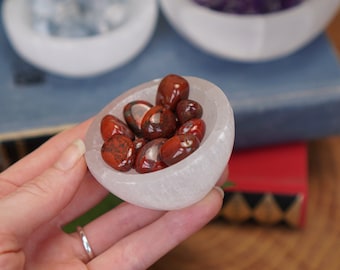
[54,171,108,227]
[88,187,224,270]
[0,118,92,189]
[70,202,165,260]
[0,139,87,244]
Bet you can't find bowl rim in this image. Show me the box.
[163,0,332,20]
[2,0,158,43]
[84,75,235,182]
[84,76,235,209]
[159,0,340,61]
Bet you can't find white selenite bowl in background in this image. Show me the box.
[160,0,340,62]
[84,76,235,210]
[2,0,158,77]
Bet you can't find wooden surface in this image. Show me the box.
[149,9,340,270]
[150,137,340,270]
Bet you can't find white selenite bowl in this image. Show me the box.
[2,0,158,77]
[85,76,235,210]
[160,0,340,62]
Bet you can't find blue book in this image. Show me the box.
[0,12,340,148]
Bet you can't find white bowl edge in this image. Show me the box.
[160,0,340,62]
[2,0,159,77]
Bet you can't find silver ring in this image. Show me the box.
[77,226,95,260]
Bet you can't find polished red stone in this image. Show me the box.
[176,99,203,124]
[135,138,168,173]
[100,114,135,141]
[101,134,136,172]
[123,100,153,137]
[141,105,177,140]
[177,118,206,142]
[160,134,200,166]
[155,74,189,111]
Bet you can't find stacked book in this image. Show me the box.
[219,142,308,228]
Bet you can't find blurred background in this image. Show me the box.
[1,1,340,269]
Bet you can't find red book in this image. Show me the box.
[220,142,308,228]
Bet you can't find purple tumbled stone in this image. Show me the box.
[194,0,227,11]
[192,0,304,14]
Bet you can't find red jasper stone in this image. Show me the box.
[156,74,189,111]
[101,135,136,172]
[177,118,206,142]
[135,138,168,173]
[100,114,135,141]
[141,105,177,140]
[123,100,153,137]
[176,99,203,124]
[160,134,200,166]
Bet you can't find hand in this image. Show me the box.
[0,119,226,270]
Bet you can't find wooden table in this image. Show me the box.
[149,10,340,270]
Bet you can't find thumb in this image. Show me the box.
[0,139,87,242]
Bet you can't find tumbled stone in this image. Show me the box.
[160,134,200,166]
[100,114,135,141]
[155,74,189,111]
[123,100,153,137]
[141,105,177,140]
[177,118,206,142]
[135,138,168,173]
[101,134,135,172]
[176,99,203,125]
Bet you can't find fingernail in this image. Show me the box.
[213,186,225,199]
[54,139,86,171]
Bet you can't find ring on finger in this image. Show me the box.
[77,226,95,260]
